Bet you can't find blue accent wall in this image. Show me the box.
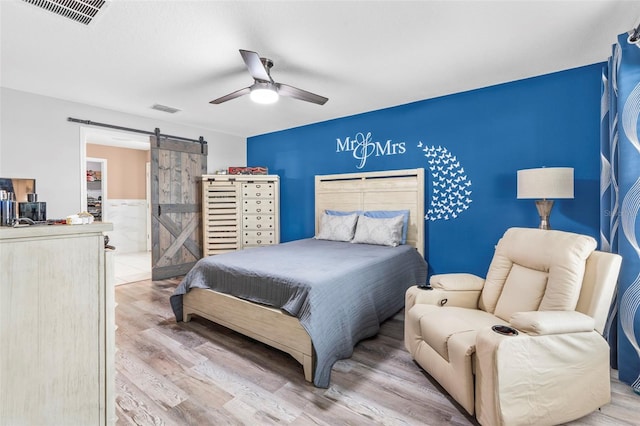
[248,64,603,277]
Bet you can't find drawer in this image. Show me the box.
[243,215,275,229]
[243,199,275,214]
[242,183,275,199]
[204,181,236,191]
[243,230,276,246]
[204,218,238,228]
[205,197,238,206]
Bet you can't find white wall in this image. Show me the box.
[0,87,246,219]
[106,199,147,253]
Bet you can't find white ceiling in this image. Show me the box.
[2,0,640,141]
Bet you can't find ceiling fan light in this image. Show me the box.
[250,86,279,104]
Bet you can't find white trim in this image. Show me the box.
[146,162,151,251]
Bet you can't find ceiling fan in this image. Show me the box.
[210,49,328,106]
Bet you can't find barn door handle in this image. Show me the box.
[158,205,161,216]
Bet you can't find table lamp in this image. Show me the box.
[517,167,574,230]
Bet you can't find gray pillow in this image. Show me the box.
[351,214,403,247]
[315,212,358,242]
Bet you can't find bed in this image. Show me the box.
[170,168,427,387]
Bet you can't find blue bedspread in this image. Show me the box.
[169,238,427,387]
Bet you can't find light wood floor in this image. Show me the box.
[115,279,639,426]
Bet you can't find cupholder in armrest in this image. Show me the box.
[491,325,518,336]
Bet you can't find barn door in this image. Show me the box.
[150,133,207,280]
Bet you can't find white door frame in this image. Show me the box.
[80,126,151,227]
[146,161,151,251]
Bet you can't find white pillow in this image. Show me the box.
[351,214,403,247]
[315,212,358,242]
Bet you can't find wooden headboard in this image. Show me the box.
[314,168,425,256]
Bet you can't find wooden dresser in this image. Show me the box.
[202,174,279,256]
[0,223,115,425]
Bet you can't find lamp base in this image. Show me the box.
[535,199,554,230]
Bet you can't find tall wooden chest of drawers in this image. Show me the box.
[202,174,279,256]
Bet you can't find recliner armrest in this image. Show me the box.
[475,325,611,426]
[406,285,481,309]
[430,273,486,291]
[510,311,596,335]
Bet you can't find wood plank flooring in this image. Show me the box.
[115,279,640,426]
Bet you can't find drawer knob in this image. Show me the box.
[257,240,262,244]
[256,209,261,212]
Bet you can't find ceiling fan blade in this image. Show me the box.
[277,83,328,105]
[209,87,251,104]
[240,49,272,82]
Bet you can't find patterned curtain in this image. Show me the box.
[601,32,640,395]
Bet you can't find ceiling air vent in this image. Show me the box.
[22,0,107,25]
[151,104,181,114]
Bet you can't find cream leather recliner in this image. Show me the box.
[405,227,622,426]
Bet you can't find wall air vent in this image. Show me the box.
[151,104,181,114]
[22,0,107,25]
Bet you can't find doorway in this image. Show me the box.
[81,127,152,285]
[86,157,107,221]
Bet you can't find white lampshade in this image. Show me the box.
[250,83,279,104]
[517,167,574,199]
